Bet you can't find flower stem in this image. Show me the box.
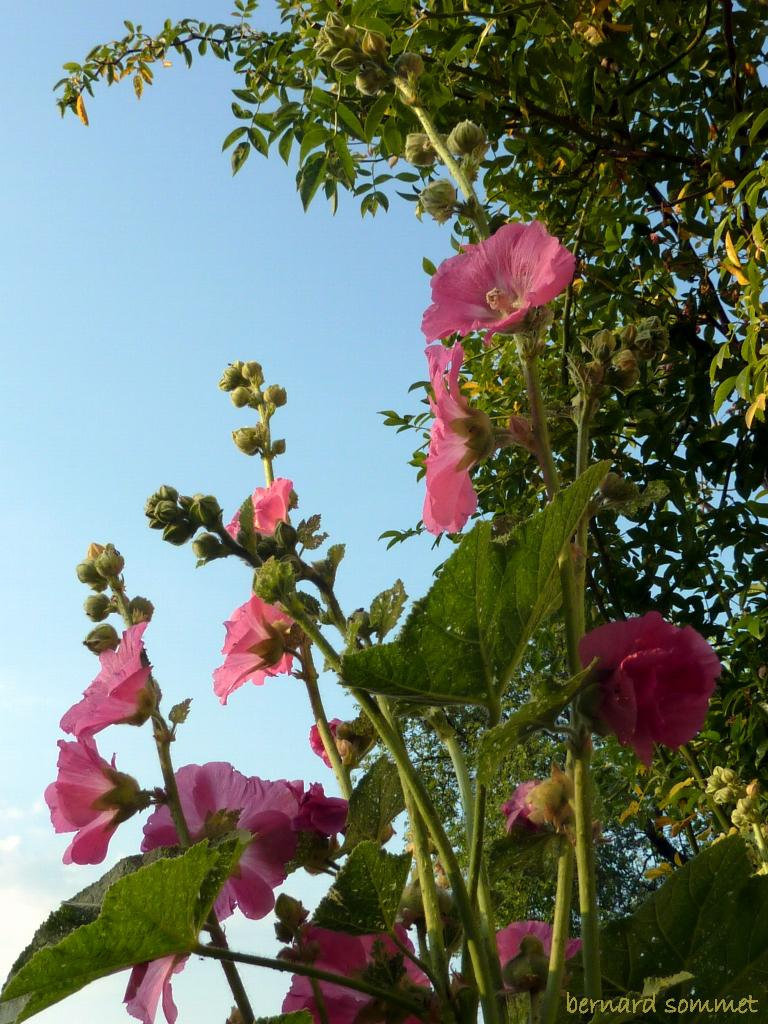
[571,728,601,999]
[194,944,431,1020]
[539,834,575,1024]
[258,404,274,486]
[300,639,352,800]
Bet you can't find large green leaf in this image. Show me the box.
[0,841,241,1023]
[313,841,411,934]
[342,463,608,707]
[342,756,405,852]
[255,1015,313,1024]
[559,837,768,1023]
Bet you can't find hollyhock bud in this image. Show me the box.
[526,765,574,830]
[394,52,424,78]
[361,30,388,60]
[275,894,309,940]
[309,718,343,769]
[143,763,300,921]
[356,62,391,96]
[579,611,721,765]
[610,349,640,391]
[706,766,744,805]
[264,384,287,407]
[502,780,540,832]
[232,426,264,456]
[405,132,438,167]
[219,362,247,391]
[84,593,112,622]
[129,596,155,624]
[496,921,581,992]
[62,622,154,736]
[75,559,107,591]
[419,180,457,223]
[45,736,147,865]
[192,533,227,563]
[124,955,188,1024]
[599,472,639,506]
[422,221,575,347]
[446,120,486,158]
[422,343,495,535]
[161,521,196,546]
[93,543,124,578]
[84,623,120,654]
[188,494,222,530]
[241,361,264,385]
[230,385,252,408]
[212,594,295,704]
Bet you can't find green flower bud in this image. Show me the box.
[526,765,574,829]
[84,623,120,654]
[76,560,107,590]
[610,349,640,391]
[501,937,550,994]
[232,426,265,456]
[355,62,391,96]
[274,894,308,937]
[93,544,124,579]
[587,328,617,360]
[188,494,222,530]
[631,316,668,360]
[331,47,362,73]
[241,361,264,386]
[404,132,437,167]
[84,593,112,622]
[219,362,247,392]
[156,485,179,502]
[162,520,197,546]
[264,384,287,407]
[599,472,639,505]
[394,52,424,78]
[446,120,486,157]
[253,556,296,604]
[419,180,457,224]
[128,596,154,624]
[361,30,388,60]
[619,324,637,346]
[192,532,228,563]
[271,438,287,456]
[151,500,182,526]
[274,521,298,551]
[230,386,253,408]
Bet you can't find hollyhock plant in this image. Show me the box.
[60,622,153,737]
[213,594,295,705]
[124,955,188,1024]
[225,477,294,539]
[579,611,721,765]
[45,736,145,865]
[496,920,582,967]
[142,762,300,921]
[282,926,430,1024]
[309,718,342,769]
[423,342,495,535]
[502,780,540,832]
[422,221,576,347]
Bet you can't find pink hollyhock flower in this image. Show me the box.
[422,221,576,346]
[579,611,721,765]
[225,477,294,539]
[309,718,342,769]
[501,781,540,832]
[60,623,153,738]
[141,762,299,921]
[124,955,187,1024]
[45,736,144,865]
[422,342,495,535]
[282,926,430,1024]
[291,781,348,837]
[213,595,295,705]
[496,920,581,966]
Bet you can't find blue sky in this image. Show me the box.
[0,3,452,1019]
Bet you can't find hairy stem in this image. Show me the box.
[300,639,352,799]
[539,835,575,1024]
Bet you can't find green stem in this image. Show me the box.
[520,353,560,499]
[572,729,601,999]
[300,640,352,800]
[679,743,731,833]
[539,835,575,1024]
[194,945,430,1020]
[752,822,768,865]
[258,404,274,486]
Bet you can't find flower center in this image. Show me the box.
[248,621,291,667]
[485,286,520,316]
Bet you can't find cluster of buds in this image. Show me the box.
[732,781,762,833]
[404,119,486,175]
[75,544,155,651]
[706,765,745,806]
[313,13,395,96]
[219,361,287,461]
[144,485,223,547]
[577,316,669,402]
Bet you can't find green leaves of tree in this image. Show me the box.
[0,841,240,1024]
[560,837,768,1023]
[342,756,405,851]
[342,463,608,707]
[313,841,410,934]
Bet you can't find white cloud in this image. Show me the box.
[0,835,21,853]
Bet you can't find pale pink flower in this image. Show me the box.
[124,955,187,1024]
[309,718,342,769]
[422,221,575,346]
[496,920,581,966]
[282,926,430,1024]
[142,762,300,921]
[45,736,143,865]
[579,611,721,765]
[213,595,294,705]
[225,477,294,539]
[501,781,540,832]
[422,342,494,535]
[60,623,153,737]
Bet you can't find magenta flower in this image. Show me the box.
[309,718,342,769]
[422,221,575,346]
[282,926,430,1024]
[45,736,144,865]
[124,955,187,1024]
[142,762,299,921]
[501,781,540,832]
[60,623,153,738]
[290,781,348,838]
[225,477,294,539]
[579,611,721,765]
[496,920,582,966]
[422,342,495,535]
[213,595,295,705]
